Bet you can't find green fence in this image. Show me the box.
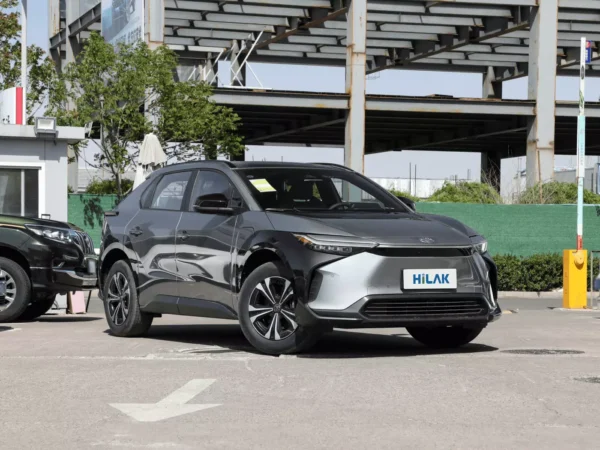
[68,194,118,248]
[67,194,600,256]
[416,203,600,256]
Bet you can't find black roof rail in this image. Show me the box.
[312,162,352,171]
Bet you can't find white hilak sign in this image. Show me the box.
[110,379,220,422]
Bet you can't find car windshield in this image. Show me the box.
[236,167,409,213]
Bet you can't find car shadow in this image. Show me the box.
[129,324,498,359]
[0,326,14,332]
[34,315,103,323]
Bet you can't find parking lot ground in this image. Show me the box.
[1,297,600,449]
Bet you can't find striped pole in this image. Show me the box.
[576,37,587,250]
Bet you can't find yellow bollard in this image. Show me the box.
[563,249,588,309]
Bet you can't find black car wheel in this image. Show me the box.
[407,326,484,349]
[104,261,153,337]
[17,293,57,321]
[0,257,32,323]
[239,262,321,355]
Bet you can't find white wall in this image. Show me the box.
[0,139,69,220]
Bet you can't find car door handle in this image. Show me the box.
[129,227,143,236]
[177,230,189,241]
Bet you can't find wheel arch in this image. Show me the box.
[99,248,136,296]
[239,247,285,292]
[0,245,31,277]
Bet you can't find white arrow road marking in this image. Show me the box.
[110,379,221,423]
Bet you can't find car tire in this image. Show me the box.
[0,257,32,323]
[17,293,57,321]
[238,262,321,355]
[103,260,153,337]
[406,326,484,349]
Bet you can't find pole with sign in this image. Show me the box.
[564,38,590,310]
[576,38,589,250]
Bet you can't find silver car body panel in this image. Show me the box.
[307,249,493,312]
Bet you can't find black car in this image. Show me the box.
[98,161,501,355]
[0,215,98,322]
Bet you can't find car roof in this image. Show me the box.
[155,160,352,172]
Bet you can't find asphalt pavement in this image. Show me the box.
[1,297,600,449]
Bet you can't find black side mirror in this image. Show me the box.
[193,193,234,214]
[396,195,416,212]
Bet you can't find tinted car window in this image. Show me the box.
[236,168,407,212]
[150,171,191,211]
[188,171,233,211]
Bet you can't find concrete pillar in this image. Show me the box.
[65,0,80,193]
[344,0,367,177]
[483,67,502,99]
[526,0,558,187]
[230,41,247,86]
[145,0,164,50]
[481,151,501,192]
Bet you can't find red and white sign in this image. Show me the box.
[0,87,24,125]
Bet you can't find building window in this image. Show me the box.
[0,168,39,218]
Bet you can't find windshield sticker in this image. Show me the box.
[250,179,276,192]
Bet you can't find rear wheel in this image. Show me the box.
[407,326,484,349]
[18,293,57,321]
[103,261,153,337]
[239,262,321,355]
[0,257,31,323]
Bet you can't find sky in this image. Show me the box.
[27,2,600,197]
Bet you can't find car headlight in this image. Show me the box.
[294,234,377,256]
[25,224,74,244]
[471,235,488,254]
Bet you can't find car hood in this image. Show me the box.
[0,214,74,229]
[266,211,473,247]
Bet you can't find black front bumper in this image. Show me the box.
[296,294,502,330]
[31,257,98,292]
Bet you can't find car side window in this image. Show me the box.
[149,171,192,211]
[188,171,234,211]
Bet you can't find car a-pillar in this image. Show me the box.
[344,0,367,202]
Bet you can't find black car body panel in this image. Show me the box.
[0,214,98,294]
[99,161,501,330]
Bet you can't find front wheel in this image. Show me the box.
[407,326,484,349]
[17,293,57,321]
[238,262,321,355]
[0,257,31,323]
[103,261,153,337]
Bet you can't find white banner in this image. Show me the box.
[101,0,144,46]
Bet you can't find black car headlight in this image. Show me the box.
[25,224,74,244]
[471,235,488,254]
[294,234,377,256]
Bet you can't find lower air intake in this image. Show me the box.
[362,297,486,319]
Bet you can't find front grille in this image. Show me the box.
[362,297,486,319]
[72,231,95,255]
[368,247,474,258]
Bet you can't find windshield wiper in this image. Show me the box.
[265,207,302,213]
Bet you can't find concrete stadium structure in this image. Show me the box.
[49,0,600,188]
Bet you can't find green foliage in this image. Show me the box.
[517,181,600,204]
[86,178,134,195]
[47,33,244,198]
[429,182,502,204]
[0,1,57,121]
[388,189,418,202]
[495,253,600,292]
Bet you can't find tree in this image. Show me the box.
[429,181,502,204]
[0,0,56,121]
[517,181,600,205]
[47,33,244,198]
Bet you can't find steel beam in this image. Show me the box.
[345,0,367,177]
[526,0,558,188]
[483,66,503,98]
[65,0,80,193]
[246,118,345,144]
[146,0,165,49]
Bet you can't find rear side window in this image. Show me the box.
[150,171,191,211]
